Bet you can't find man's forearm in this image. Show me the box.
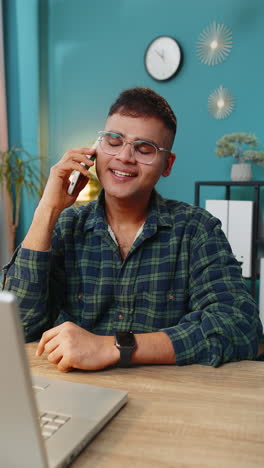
[22,203,61,251]
[132,331,176,365]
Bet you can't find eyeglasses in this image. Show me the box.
[97,131,171,165]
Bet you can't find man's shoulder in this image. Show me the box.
[57,201,97,231]
[156,194,223,241]
[158,194,214,225]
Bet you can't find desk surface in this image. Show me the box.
[26,343,264,468]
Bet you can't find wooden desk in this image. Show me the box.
[26,343,264,468]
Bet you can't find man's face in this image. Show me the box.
[95,113,176,203]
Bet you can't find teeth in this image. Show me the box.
[112,170,135,177]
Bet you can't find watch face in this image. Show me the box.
[145,36,182,81]
[116,331,135,348]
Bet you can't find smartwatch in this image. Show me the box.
[115,331,136,367]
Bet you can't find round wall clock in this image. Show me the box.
[144,36,182,81]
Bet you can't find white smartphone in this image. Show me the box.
[67,141,98,196]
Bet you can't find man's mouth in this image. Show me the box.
[111,169,137,178]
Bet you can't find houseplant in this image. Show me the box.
[0,145,44,252]
[215,132,264,181]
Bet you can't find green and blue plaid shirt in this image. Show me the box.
[2,190,262,366]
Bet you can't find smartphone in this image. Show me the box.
[67,139,99,196]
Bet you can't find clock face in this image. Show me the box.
[145,36,182,81]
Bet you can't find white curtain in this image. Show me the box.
[0,0,12,257]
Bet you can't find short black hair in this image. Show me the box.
[108,87,177,138]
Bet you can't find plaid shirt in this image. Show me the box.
[2,190,262,366]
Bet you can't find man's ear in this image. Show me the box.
[162,153,176,177]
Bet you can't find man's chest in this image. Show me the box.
[65,231,190,300]
[60,231,191,332]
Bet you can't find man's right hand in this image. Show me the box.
[21,146,96,251]
[39,146,96,214]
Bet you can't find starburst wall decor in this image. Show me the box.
[208,85,235,119]
[196,21,232,66]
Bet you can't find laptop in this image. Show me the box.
[0,291,128,467]
[0,195,127,466]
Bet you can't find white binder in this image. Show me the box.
[205,200,253,278]
[228,201,253,278]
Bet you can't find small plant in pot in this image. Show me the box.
[0,145,45,253]
[215,132,264,181]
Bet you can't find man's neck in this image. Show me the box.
[104,193,151,260]
[104,192,151,228]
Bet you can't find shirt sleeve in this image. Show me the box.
[1,227,65,342]
[161,215,263,367]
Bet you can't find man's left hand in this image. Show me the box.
[36,322,119,372]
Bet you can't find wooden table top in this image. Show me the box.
[26,343,264,468]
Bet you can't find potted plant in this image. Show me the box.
[215,132,264,181]
[0,145,44,253]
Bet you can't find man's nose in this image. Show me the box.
[115,142,136,163]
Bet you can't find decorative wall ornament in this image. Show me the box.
[208,85,235,119]
[196,21,232,66]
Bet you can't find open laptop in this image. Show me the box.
[0,291,127,467]
[0,194,127,466]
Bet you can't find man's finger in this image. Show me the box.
[47,345,62,364]
[44,337,60,355]
[36,325,62,356]
[57,356,72,373]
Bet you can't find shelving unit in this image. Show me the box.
[194,181,264,299]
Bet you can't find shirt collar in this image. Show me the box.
[83,189,173,233]
[83,190,107,232]
[146,190,173,229]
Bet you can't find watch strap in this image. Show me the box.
[118,347,134,368]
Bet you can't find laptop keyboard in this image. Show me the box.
[32,384,71,440]
[39,411,71,440]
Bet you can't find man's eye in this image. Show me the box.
[107,138,122,147]
[136,144,154,154]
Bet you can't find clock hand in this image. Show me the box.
[155,49,165,60]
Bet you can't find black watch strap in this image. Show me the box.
[118,347,134,367]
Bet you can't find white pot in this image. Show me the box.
[230,163,252,181]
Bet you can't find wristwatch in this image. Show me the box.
[115,331,136,367]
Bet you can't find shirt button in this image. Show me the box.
[118,314,124,320]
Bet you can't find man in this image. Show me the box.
[2,87,263,371]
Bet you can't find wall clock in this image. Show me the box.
[144,36,182,81]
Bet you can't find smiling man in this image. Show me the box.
[2,87,262,371]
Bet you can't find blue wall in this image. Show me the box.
[4,0,264,242]
[3,0,39,239]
